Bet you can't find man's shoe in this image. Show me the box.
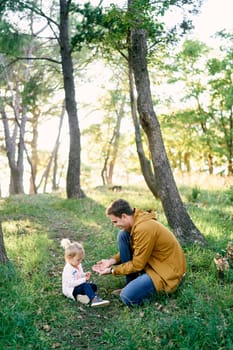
[111,289,122,297]
[91,296,110,307]
[76,294,90,304]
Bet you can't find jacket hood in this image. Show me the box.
[133,208,157,226]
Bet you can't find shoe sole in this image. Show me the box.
[91,301,110,307]
[77,295,90,304]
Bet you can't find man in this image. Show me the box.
[92,199,186,306]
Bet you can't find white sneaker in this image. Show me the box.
[91,296,110,307]
[76,294,90,304]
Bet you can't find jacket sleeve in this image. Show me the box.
[111,252,121,264]
[112,222,156,275]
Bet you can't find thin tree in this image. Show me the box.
[101,90,125,186]
[1,0,85,198]
[0,222,8,264]
[36,102,65,192]
[59,0,85,198]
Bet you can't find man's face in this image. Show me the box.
[108,213,132,231]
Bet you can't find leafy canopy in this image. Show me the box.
[70,0,203,53]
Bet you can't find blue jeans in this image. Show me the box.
[117,230,156,306]
[72,282,97,301]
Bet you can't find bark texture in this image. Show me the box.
[128,44,158,197]
[60,0,85,198]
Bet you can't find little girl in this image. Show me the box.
[61,238,110,307]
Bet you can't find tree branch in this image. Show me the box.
[6,57,61,69]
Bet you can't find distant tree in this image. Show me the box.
[207,31,233,175]
[1,0,85,198]
[0,64,27,195]
[0,19,31,194]
[52,102,66,191]
[0,222,8,264]
[166,39,214,173]
[100,90,126,186]
[82,83,128,186]
[36,103,66,192]
[161,36,233,175]
[0,15,63,195]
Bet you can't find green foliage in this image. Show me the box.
[71,2,106,51]
[21,74,47,108]
[181,39,209,60]
[0,20,30,57]
[0,185,232,349]
[159,33,233,175]
[70,0,200,55]
[0,0,22,15]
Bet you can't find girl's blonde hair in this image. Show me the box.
[61,238,85,258]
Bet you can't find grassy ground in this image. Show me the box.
[0,183,233,350]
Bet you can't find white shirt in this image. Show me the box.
[62,262,86,299]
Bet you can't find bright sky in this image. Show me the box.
[159,0,233,48]
[192,0,233,44]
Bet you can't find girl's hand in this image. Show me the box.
[85,271,91,280]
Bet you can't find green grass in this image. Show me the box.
[0,185,232,350]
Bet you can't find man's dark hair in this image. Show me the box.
[106,199,134,217]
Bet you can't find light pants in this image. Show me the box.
[117,230,156,306]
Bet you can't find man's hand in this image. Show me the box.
[92,258,116,274]
[98,267,112,275]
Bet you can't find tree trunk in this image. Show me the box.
[52,103,66,191]
[184,152,191,172]
[128,45,158,198]
[101,122,117,186]
[1,102,25,195]
[0,34,38,196]
[59,0,85,198]
[227,110,233,175]
[29,107,40,194]
[207,153,214,175]
[200,120,214,175]
[131,27,206,245]
[107,98,124,185]
[228,158,233,176]
[0,222,8,264]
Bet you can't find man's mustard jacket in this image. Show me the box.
[111,208,186,293]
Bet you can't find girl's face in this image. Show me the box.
[68,253,83,267]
